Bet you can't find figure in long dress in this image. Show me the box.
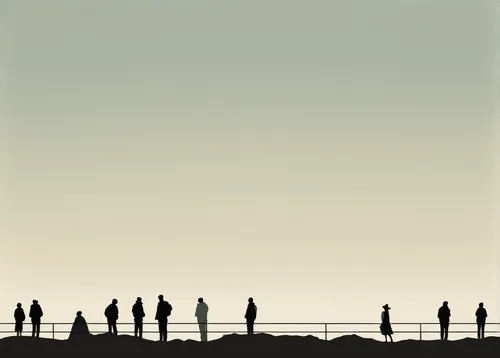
[69,311,90,339]
[380,304,393,342]
[14,303,25,336]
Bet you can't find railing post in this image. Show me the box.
[419,323,422,341]
[52,323,55,339]
[324,323,327,341]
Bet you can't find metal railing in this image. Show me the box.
[0,322,497,341]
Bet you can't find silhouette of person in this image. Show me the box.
[195,297,209,342]
[132,297,145,338]
[104,299,119,335]
[244,297,257,335]
[14,303,25,337]
[29,299,43,338]
[475,302,487,339]
[437,301,451,340]
[69,311,90,339]
[155,295,173,342]
[379,304,393,342]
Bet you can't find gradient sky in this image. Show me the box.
[0,0,497,341]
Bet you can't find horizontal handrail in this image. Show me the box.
[0,322,495,341]
[0,322,495,325]
[1,329,496,332]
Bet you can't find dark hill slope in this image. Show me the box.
[0,333,496,358]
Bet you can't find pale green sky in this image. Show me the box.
[0,0,497,341]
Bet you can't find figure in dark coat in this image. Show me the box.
[132,297,145,338]
[29,300,43,338]
[438,301,451,340]
[155,295,173,342]
[104,299,119,335]
[475,302,487,339]
[380,304,393,342]
[69,311,90,339]
[14,303,25,336]
[244,297,257,335]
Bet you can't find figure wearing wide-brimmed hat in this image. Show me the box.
[380,304,393,342]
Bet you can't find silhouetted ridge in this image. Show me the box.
[1,333,498,358]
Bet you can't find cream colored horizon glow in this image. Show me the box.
[0,0,497,341]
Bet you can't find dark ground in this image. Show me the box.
[0,333,496,358]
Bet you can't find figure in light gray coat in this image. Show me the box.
[195,297,209,342]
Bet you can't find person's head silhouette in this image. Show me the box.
[479,302,484,308]
[158,295,164,301]
[112,298,118,305]
[443,301,448,306]
[198,297,203,303]
[248,297,253,303]
[76,311,82,317]
[17,303,22,308]
[136,297,142,303]
[33,300,38,304]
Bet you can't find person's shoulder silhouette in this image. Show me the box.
[155,295,172,320]
[438,301,451,320]
[195,297,208,320]
[133,297,145,318]
[29,300,43,319]
[476,303,487,320]
[105,299,119,319]
[14,303,25,321]
[245,297,257,320]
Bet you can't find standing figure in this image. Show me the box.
[104,299,119,335]
[244,297,257,335]
[29,300,43,338]
[195,297,209,342]
[155,295,173,342]
[132,297,145,338]
[14,303,25,336]
[69,311,90,339]
[379,304,393,342]
[475,302,487,339]
[437,301,451,340]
